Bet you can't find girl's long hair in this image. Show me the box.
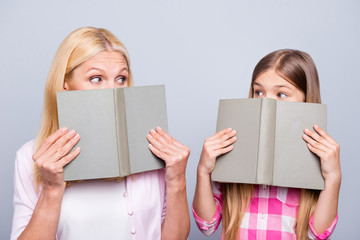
[34,27,133,187]
[222,49,321,240]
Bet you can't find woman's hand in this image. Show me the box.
[147,127,190,187]
[32,127,81,190]
[147,127,191,239]
[197,128,237,176]
[302,125,341,184]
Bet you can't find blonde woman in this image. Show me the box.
[193,49,340,239]
[11,27,190,240]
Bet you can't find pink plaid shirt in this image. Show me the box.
[192,183,337,239]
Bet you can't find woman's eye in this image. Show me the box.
[90,77,101,83]
[116,76,127,84]
[278,92,287,98]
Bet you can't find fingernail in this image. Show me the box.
[156,126,162,131]
[232,130,237,134]
[74,134,80,139]
[227,128,232,131]
[60,127,68,132]
[147,134,152,138]
[150,129,156,134]
[314,124,319,129]
[304,128,309,133]
[69,130,76,135]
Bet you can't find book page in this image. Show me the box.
[272,101,326,190]
[57,89,120,181]
[212,99,262,183]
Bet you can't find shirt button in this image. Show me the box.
[123,192,128,198]
[131,229,136,234]
[128,210,133,215]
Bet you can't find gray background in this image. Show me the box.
[1,0,359,239]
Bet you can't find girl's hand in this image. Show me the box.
[198,128,237,176]
[147,127,190,187]
[303,125,341,184]
[32,127,81,190]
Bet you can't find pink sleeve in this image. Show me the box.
[308,214,338,240]
[192,182,223,236]
[11,140,40,240]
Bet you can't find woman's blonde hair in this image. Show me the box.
[222,49,321,240]
[34,27,133,186]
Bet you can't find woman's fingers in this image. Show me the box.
[33,127,69,160]
[147,128,190,165]
[147,131,176,156]
[49,131,80,160]
[147,127,189,156]
[153,127,178,146]
[33,129,81,179]
[53,133,81,163]
[57,147,81,167]
[148,143,170,160]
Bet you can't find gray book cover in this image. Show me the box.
[57,85,167,181]
[212,98,326,190]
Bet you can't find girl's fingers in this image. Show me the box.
[207,128,233,141]
[213,145,234,157]
[205,129,237,147]
[313,125,338,146]
[219,136,237,149]
[302,133,328,153]
[306,143,325,159]
[304,128,332,149]
[33,127,68,160]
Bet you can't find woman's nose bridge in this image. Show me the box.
[103,80,116,89]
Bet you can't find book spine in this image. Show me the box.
[256,98,276,185]
[114,89,130,176]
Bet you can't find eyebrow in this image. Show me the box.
[253,82,291,89]
[86,67,129,73]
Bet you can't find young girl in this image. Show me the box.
[192,49,340,240]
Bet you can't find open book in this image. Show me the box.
[212,98,326,190]
[57,85,168,181]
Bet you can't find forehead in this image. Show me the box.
[83,51,127,66]
[254,69,293,88]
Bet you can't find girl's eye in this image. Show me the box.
[278,92,287,98]
[90,76,101,83]
[254,90,264,97]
